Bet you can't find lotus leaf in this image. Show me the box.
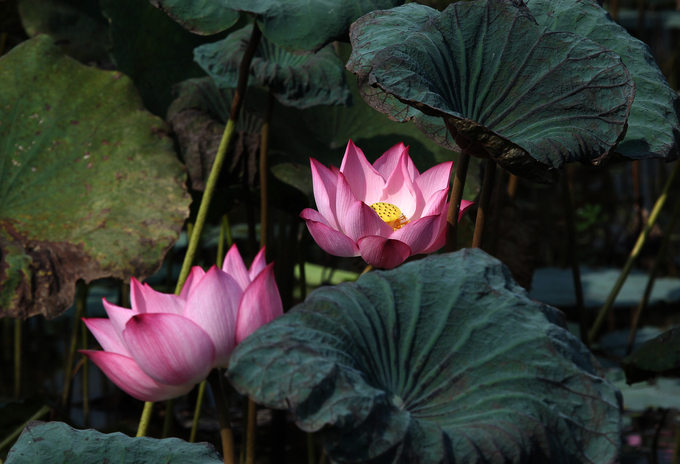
[0,36,190,319]
[347,0,635,183]
[621,326,680,384]
[228,249,622,464]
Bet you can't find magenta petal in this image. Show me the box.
[249,247,267,280]
[459,200,475,221]
[373,143,418,181]
[357,236,412,269]
[129,278,147,313]
[123,313,215,385]
[415,162,453,203]
[335,173,359,235]
[341,200,393,242]
[419,189,448,218]
[185,266,242,367]
[310,158,340,230]
[83,318,131,357]
[180,266,206,300]
[222,243,250,291]
[390,214,443,255]
[301,208,360,257]
[236,263,283,345]
[380,153,418,219]
[102,298,135,343]
[81,350,194,402]
[339,140,384,205]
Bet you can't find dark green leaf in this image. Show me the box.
[194,25,352,109]
[149,0,240,36]
[525,0,680,162]
[228,249,622,464]
[5,421,223,463]
[621,326,680,384]
[346,1,635,183]
[0,36,190,319]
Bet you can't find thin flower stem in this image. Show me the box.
[135,24,262,439]
[626,190,680,355]
[161,399,174,438]
[189,381,207,443]
[61,283,87,407]
[245,398,256,464]
[13,319,21,400]
[207,370,235,464]
[80,284,91,427]
[472,159,496,249]
[307,433,317,464]
[446,150,471,252]
[259,91,274,249]
[589,160,680,344]
[361,264,373,275]
[561,172,588,347]
[506,174,519,200]
[0,405,50,453]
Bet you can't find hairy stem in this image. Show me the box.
[208,370,235,464]
[446,150,471,252]
[472,159,496,248]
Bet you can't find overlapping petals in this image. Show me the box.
[80,245,283,402]
[301,140,473,269]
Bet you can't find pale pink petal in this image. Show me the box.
[184,266,242,367]
[390,214,444,255]
[357,236,412,269]
[249,247,267,280]
[459,200,475,221]
[82,318,131,357]
[311,158,340,230]
[419,189,448,219]
[339,140,384,205]
[102,298,135,344]
[341,200,393,242]
[236,263,283,345]
[380,153,418,219]
[80,350,194,402]
[335,172,359,235]
[301,208,360,257]
[180,266,206,300]
[415,161,453,203]
[138,283,185,315]
[373,143,419,181]
[123,313,215,385]
[222,243,250,291]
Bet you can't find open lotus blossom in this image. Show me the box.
[300,140,473,269]
[80,245,282,403]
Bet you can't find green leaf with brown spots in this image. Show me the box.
[0,36,190,320]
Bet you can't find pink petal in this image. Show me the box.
[222,243,250,291]
[459,200,475,221]
[80,350,194,403]
[373,142,418,181]
[131,278,185,315]
[380,152,418,219]
[249,247,267,280]
[341,200,393,242]
[236,263,283,345]
[184,266,242,367]
[421,228,446,254]
[102,298,135,344]
[301,208,360,257]
[415,162,453,204]
[311,158,340,230]
[123,313,215,385]
[339,140,384,205]
[357,236,412,269]
[390,214,444,255]
[180,266,206,300]
[419,189,449,219]
[129,278,146,313]
[335,172,359,235]
[82,318,131,357]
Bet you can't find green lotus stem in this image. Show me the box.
[240,400,248,464]
[161,399,174,438]
[472,159,496,248]
[361,264,373,275]
[446,149,471,252]
[189,381,207,443]
[136,402,154,437]
[61,283,87,407]
[589,160,680,344]
[13,319,21,400]
[259,91,274,249]
[626,188,680,355]
[307,433,316,464]
[245,398,256,464]
[79,284,90,427]
[0,405,50,453]
[207,370,235,464]
[561,172,588,347]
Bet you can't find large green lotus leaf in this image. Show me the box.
[5,421,223,463]
[194,25,352,109]
[525,0,680,162]
[228,249,622,464]
[621,326,680,384]
[101,0,241,117]
[346,1,635,183]
[0,36,190,320]
[151,0,404,53]
[17,0,110,64]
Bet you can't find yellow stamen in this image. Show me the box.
[369,202,410,231]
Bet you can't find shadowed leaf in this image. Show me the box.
[622,326,680,384]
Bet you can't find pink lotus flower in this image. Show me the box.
[300,141,473,269]
[80,245,282,402]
